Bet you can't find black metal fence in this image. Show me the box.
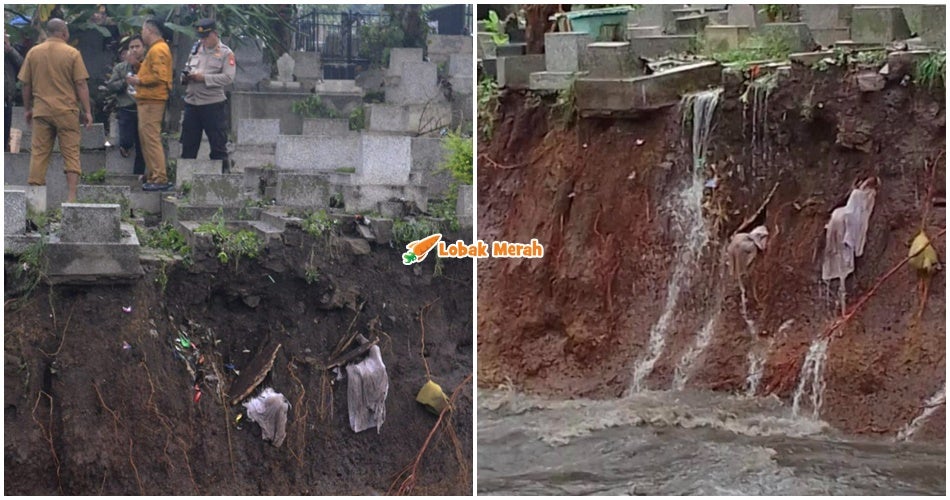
[292,7,473,79]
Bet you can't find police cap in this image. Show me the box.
[194,18,215,38]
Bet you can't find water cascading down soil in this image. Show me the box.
[477,61,945,494]
[5,224,473,495]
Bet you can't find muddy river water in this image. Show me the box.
[477,389,945,495]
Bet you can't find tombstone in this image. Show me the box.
[60,203,121,243]
[727,5,766,29]
[918,5,947,49]
[292,52,322,81]
[704,26,752,52]
[386,62,442,106]
[759,23,818,52]
[675,14,709,35]
[359,134,412,185]
[387,48,425,77]
[4,189,27,235]
[545,32,595,73]
[584,42,642,79]
[850,7,912,44]
[276,53,295,82]
[237,119,281,146]
[232,39,271,91]
[627,5,677,33]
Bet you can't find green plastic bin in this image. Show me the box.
[564,6,635,41]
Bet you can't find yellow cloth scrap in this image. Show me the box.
[909,230,939,273]
[416,380,449,415]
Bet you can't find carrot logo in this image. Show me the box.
[403,233,442,265]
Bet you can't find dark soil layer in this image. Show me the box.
[478,64,945,439]
[5,225,473,495]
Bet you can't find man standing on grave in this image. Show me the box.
[17,18,93,203]
[127,17,173,191]
[180,18,236,173]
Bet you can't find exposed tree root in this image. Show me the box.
[388,373,472,496]
[31,390,61,493]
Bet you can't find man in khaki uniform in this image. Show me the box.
[17,18,93,203]
[126,17,173,190]
[181,18,236,173]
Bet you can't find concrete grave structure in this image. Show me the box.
[627,4,677,34]
[628,35,695,58]
[238,118,281,146]
[918,5,947,49]
[759,23,818,52]
[850,6,912,44]
[704,25,752,52]
[4,189,27,235]
[575,61,722,117]
[585,42,643,79]
[498,54,547,89]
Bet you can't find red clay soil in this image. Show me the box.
[5,224,473,495]
[477,64,945,439]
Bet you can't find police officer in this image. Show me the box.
[180,18,235,173]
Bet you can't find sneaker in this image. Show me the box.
[119,147,130,158]
[142,182,173,191]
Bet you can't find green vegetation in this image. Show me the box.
[11,237,48,305]
[428,198,461,233]
[179,181,192,198]
[441,132,473,187]
[710,33,793,67]
[138,223,190,256]
[758,4,794,22]
[349,106,366,131]
[851,50,887,67]
[27,208,61,233]
[393,218,440,246]
[916,51,946,91]
[301,210,340,238]
[292,95,340,119]
[478,76,501,140]
[195,211,265,265]
[81,168,107,184]
[485,10,509,45]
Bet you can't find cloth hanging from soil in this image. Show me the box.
[822,180,877,281]
[346,345,389,433]
[243,387,291,448]
[727,225,769,277]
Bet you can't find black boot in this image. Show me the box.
[222,158,231,174]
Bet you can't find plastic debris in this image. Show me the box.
[122,306,132,313]
[705,177,718,189]
[243,387,290,447]
[122,341,132,351]
[822,178,878,282]
[909,230,940,273]
[416,380,450,415]
[193,384,202,403]
[177,333,192,349]
[635,139,645,146]
[346,345,389,433]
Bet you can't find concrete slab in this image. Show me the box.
[275,172,331,208]
[76,184,131,216]
[427,34,473,66]
[275,134,361,171]
[627,5,677,34]
[704,25,751,52]
[176,159,223,188]
[759,23,818,52]
[918,5,946,49]
[231,144,276,171]
[359,134,411,185]
[303,118,351,136]
[128,191,163,214]
[410,137,453,199]
[5,189,27,235]
[575,61,722,117]
[387,48,424,76]
[191,174,248,207]
[291,51,322,80]
[386,61,442,105]
[545,32,595,72]
[496,43,526,57]
[585,42,642,78]
[46,222,143,284]
[366,103,453,134]
[60,203,121,243]
[789,50,836,66]
[237,118,281,145]
[529,71,583,91]
[628,35,695,58]
[675,14,709,35]
[448,53,473,77]
[230,91,311,136]
[626,26,663,38]
[497,54,547,90]
[477,33,497,60]
[726,4,766,29]
[800,5,852,30]
[850,7,911,44]
[456,184,473,230]
[313,79,363,96]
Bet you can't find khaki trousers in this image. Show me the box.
[137,100,167,183]
[28,111,81,185]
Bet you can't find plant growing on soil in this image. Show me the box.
[441,132,473,187]
[10,237,48,306]
[195,211,264,266]
[27,207,61,233]
[393,218,440,246]
[292,95,340,119]
[428,198,461,233]
[758,4,793,22]
[301,210,340,238]
[915,51,946,91]
[478,76,500,140]
[139,223,190,257]
[711,33,792,67]
[81,168,107,184]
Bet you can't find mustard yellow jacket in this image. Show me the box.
[135,39,172,102]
